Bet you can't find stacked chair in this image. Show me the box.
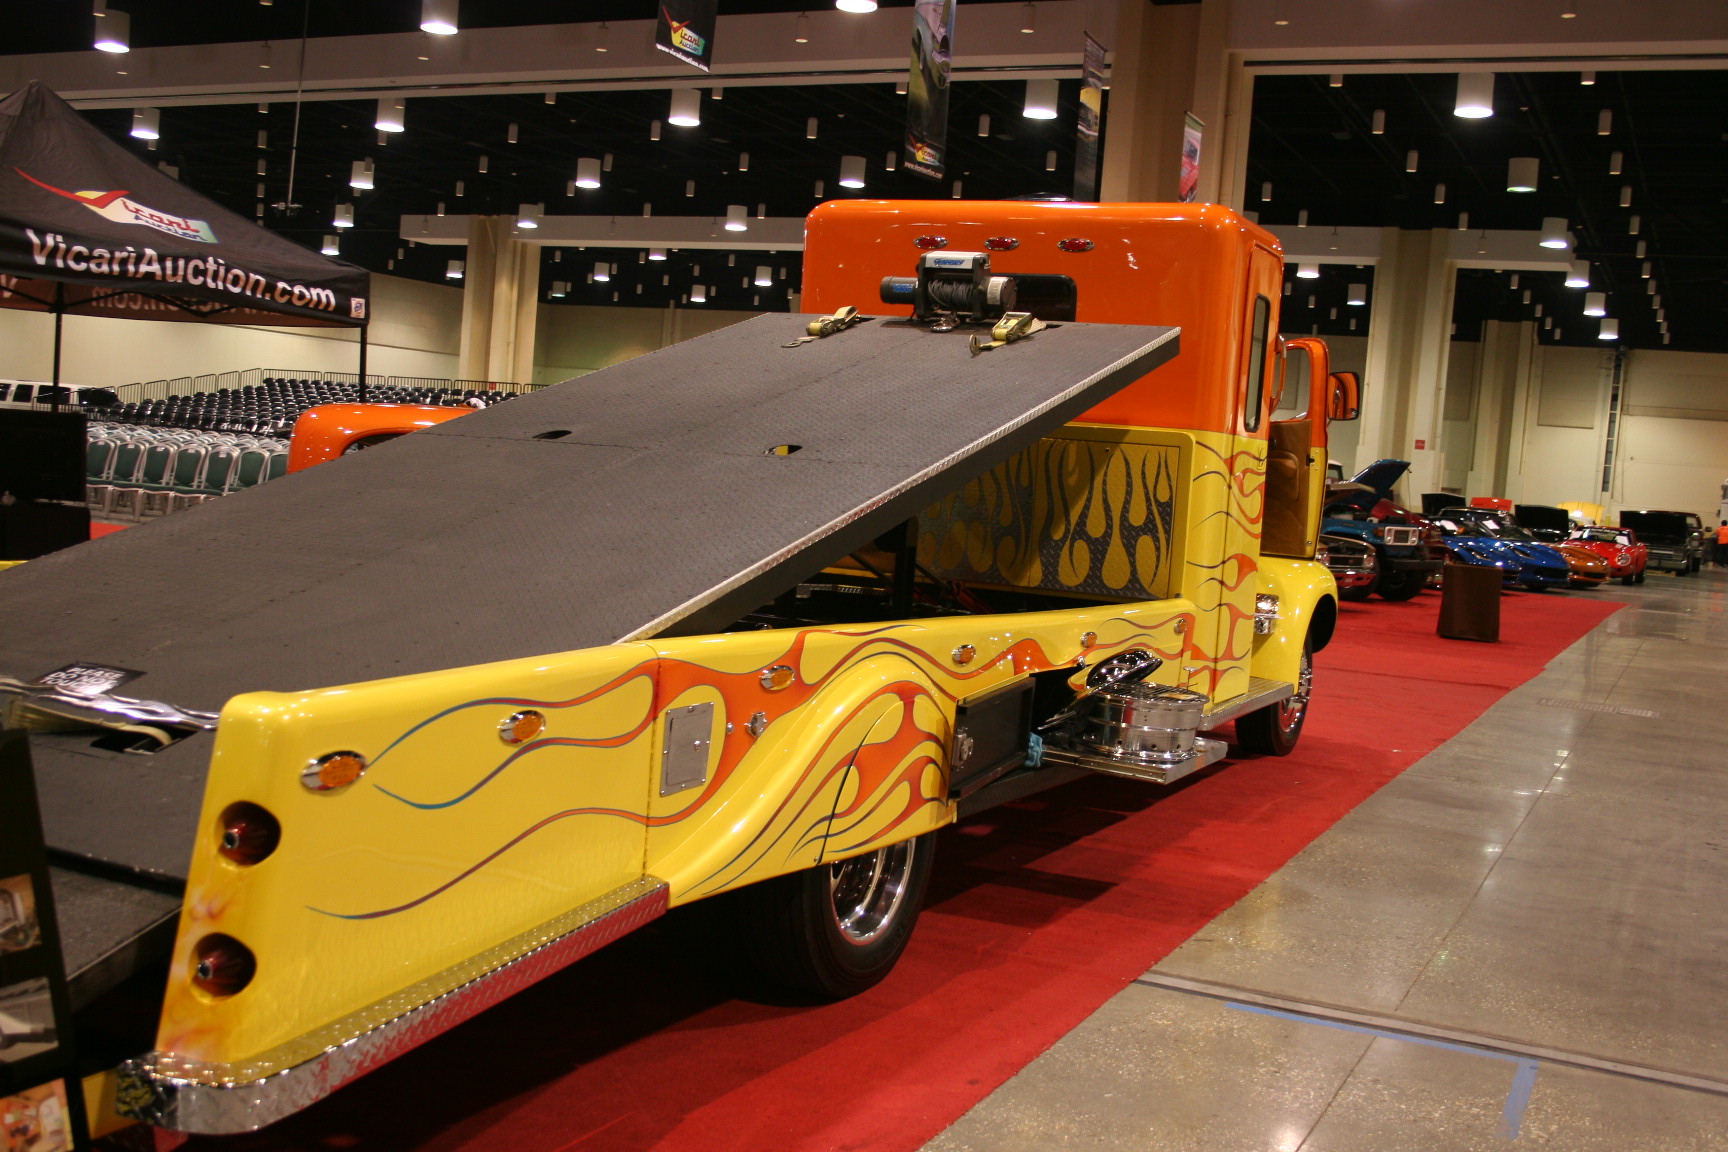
[85,424,288,520]
[84,379,516,521]
[88,378,511,437]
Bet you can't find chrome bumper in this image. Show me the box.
[117,876,669,1135]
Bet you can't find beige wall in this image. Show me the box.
[533,304,755,386]
[0,273,463,387]
[1615,350,1728,518]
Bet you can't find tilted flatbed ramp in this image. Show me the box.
[0,313,1177,993]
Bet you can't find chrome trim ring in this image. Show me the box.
[1275,645,1314,738]
[828,840,916,947]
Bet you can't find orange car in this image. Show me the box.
[286,403,471,473]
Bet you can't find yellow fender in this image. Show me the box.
[1251,556,1337,688]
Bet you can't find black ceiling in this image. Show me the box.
[3,3,1723,352]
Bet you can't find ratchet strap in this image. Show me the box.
[969,312,1046,356]
[784,305,866,347]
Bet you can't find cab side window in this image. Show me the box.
[1243,295,1270,432]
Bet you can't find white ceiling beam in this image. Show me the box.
[1268,225,1578,274]
[402,214,809,252]
[2,2,1117,110]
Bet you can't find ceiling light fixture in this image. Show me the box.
[349,159,374,189]
[447,259,465,279]
[886,150,898,171]
[1539,217,1570,249]
[321,234,339,255]
[1583,292,1606,316]
[506,122,518,144]
[738,151,750,171]
[1457,212,1470,230]
[950,180,962,198]
[1608,150,1623,175]
[1434,183,1446,204]
[575,157,601,188]
[376,98,405,133]
[593,261,610,282]
[516,203,541,229]
[836,0,877,10]
[1620,185,1633,207]
[691,284,707,303]
[977,114,990,137]
[1021,2,1035,33]
[1024,79,1059,119]
[725,204,749,231]
[1405,150,1418,173]
[1580,70,1596,85]
[1628,214,1640,235]
[1296,262,1320,279]
[1046,150,1057,172]
[1598,318,1618,340]
[419,0,457,36]
[1597,109,1612,135]
[650,120,661,141]
[806,117,819,139]
[669,89,701,127]
[795,13,810,42]
[1453,72,1495,118]
[1371,109,1385,134]
[839,155,867,189]
[649,248,666,261]
[1565,261,1590,287]
[595,21,609,50]
[129,106,159,139]
[94,8,129,53]
[333,203,354,228]
[755,265,774,286]
[1347,283,1367,305]
[1507,157,1538,191]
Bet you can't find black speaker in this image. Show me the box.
[0,409,86,502]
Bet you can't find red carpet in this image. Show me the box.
[90,522,128,538]
[199,588,1620,1152]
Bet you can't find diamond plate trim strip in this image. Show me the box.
[117,876,669,1135]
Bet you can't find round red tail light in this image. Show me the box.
[217,802,280,865]
[192,934,256,997]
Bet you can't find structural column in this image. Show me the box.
[457,215,539,385]
[1359,227,1456,498]
[1101,0,1249,208]
[1464,320,1538,500]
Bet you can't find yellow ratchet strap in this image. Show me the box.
[969,312,1046,356]
[784,305,865,347]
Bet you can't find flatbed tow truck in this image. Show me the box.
[0,199,1355,1136]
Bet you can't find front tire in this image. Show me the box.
[731,834,935,999]
[1236,636,1312,757]
[1376,569,1426,602]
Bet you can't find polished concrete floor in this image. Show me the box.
[927,568,1728,1151]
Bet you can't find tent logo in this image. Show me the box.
[15,168,217,244]
[663,12,705,56]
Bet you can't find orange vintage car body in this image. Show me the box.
[286,403,471,473]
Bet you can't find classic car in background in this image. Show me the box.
[1431,510,1569,590]
[1322,460,1443,601]
[1619,509,1706,575]
[1319,533,1378,601]
[1568,525,1648,585]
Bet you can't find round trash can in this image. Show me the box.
[1437,561,1501,642]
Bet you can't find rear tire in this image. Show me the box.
[1338,583,1374,602]
[728,833,935,999]
[1236,636,1312,757]
[1636,567,1646,584]
[1621,572,1636,586]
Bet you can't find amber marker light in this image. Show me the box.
[217,802,281,865]
[759,665,796,690]
[499,709,547,744]
[302,751,367,793]
[192,934,257,997]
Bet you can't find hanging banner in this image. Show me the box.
[904,0,956,180]
[655,0,717,72]
[1179,113,1204,203]
[1073,32,1107,201]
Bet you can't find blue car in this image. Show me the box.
[1431,510,1570,591]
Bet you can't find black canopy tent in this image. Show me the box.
[0,81,372,403]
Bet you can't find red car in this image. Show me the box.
[1567,526,1648,585]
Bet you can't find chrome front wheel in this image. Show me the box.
[828,839,917,946]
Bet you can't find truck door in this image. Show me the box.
[1263,336,1331,559]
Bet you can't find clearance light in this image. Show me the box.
[986,237,1019,251]
[498,710,546,744]
[192,934,256,997]
[1057,237,1094,252]
[217,802,281,866]
[915,235,948,250]
[302,750,367,792]
[760,664,796,690]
